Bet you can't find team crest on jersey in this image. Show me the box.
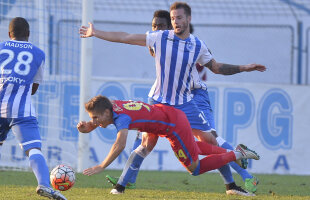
[186,41,194,51]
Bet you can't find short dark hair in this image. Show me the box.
[153,10,171,27]
[170,2,191,16]
[9,17,30,39]
[85,95,113,114]
[189,23,194,34]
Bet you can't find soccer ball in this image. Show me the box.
[50,164,75,191]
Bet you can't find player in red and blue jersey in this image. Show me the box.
[77,95,260,194]
[0,17,66,200]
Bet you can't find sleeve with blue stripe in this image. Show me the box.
[197,40,213,66]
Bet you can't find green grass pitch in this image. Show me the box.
[0,170,309,199]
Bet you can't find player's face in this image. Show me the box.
[170,8,190,36]
[89,109,111,128]
[152,17,169,31]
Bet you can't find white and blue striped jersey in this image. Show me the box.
[146,30,212,105]
[191,65,208,91]
[0,40,45,118]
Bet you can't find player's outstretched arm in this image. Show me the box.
[83,129,128,176]
[79,22,146,46]
[77,121,98,133]
[204,59,266,75]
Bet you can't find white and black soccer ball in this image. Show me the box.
[50,164,75,191]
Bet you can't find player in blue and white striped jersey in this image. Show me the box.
[0,17,66,200]
[80,3,265,133]
[146,29,212,106]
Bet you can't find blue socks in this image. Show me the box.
[118,151,144,186]
[29,149,50,187]
[132,138,142,151]
[128,133,142,183]
[219,139,253,181]
[218,164,234,184]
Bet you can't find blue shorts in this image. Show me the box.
[192,88,216,132]
[0,116,41,151]
[150,98,209,131]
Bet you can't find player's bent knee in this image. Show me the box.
[211,130,218,138]
[134,145,151,158]
[26,148,42,157]
[203,131,217,145]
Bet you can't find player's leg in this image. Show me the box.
[189,142,259,174]
[108,97,156,190]
[216,134,259,192]
[11,116,66,200]
[132,131,142,151]
[190,118,250,194]
[111,130,142,187]
[177,132,238,174]
[194,89,259,193]
[0,118,10,159]
[107,132,143,188]
[193,129,236,187]
[0,136,5,156]
[110,133,158,194]
[170,109,233,173]
[180,100,237,194]
[168,113,255,176]
[108,132,153,189]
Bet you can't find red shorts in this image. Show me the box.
[164,107,201,167]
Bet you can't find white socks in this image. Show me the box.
[234,151,243,160]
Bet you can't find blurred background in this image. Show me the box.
[0,0,309,175]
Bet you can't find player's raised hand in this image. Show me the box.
[77,121,96,133]
[79,22,95,38]
[83,165,104,176]
[242,64,266,72]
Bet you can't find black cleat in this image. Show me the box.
[110,184,125,194]
[226,182,255,196]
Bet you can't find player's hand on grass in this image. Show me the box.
[242,64,266,72]
[79,22,95,38]
[83,165,104,176]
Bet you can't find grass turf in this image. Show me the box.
[0,170,309,199]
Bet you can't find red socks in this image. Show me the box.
[198,151,236,175]
[196,141,227,155]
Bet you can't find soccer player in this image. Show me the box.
[128,9,174,173]
[0,17,67,200]
[108,9,260,194]
[189,30,259,193]
[79,1,266,195]
[106,10,172,189]
[77,95,260,194]
[130,10,174,152]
